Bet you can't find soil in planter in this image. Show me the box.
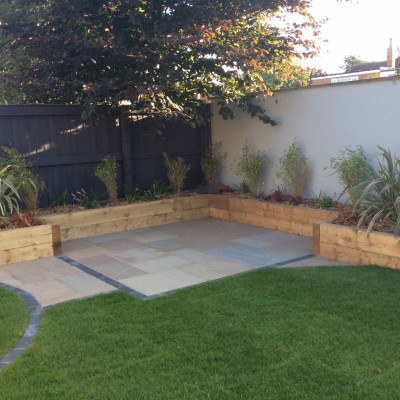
[0,211,46,231]
[332,204,397,234]
[214,186,340,211]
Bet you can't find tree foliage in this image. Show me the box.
[0,0,321,123]
[341,55,366,73]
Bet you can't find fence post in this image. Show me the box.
[119,106,133,187]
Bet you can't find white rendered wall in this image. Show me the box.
[211,77,400,200]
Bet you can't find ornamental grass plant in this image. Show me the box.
[94,155,118,202]
[354,146,400,234]
[163,153,191,195]
[235,139,267,196]
[276,139,308,198]
[201,142,227,186]
[330,146,370,205]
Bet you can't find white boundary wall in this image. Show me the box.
[212,77,400,200]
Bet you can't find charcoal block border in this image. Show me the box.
[0,283,41,369]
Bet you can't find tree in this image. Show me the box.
[0,0,322,124]
[259,65,312,90]
[341,55,366,73]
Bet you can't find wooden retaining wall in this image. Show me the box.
[44,195,210,241]
[0,195,341,266]
[313,222,400,269]
[209,195,338,237]
[0,225,62,266]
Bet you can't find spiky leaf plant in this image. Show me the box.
[354,147,400,234]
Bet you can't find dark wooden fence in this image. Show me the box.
[0,105,210,206]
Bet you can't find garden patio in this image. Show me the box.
[2,1,400,397]
[0,217,346,308]
[1,240,400,399]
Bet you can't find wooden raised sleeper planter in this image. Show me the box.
[44,195,210,241]
[1,195,398,269]
[209,195,338,237]
[0,194,339,266]
[313,222,400,269]
[0,224,62,266]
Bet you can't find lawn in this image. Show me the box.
[0,286,29,359]
[1,266,400,399]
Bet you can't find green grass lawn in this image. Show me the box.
[1,266,400,399]
[0,286,29,359]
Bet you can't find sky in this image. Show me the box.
[303,0,400,74]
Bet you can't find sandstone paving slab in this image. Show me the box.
[121,229,178,244]
[147,238,193,252]
[179,258,252,280]
[233,233,312,257]
[73,255,145,280]
[119,268,206,297]
[132,254,193,274]
[0,257,114,307]
[207,243,288,268]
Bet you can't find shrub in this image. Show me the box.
[317,193,336,209]
[71,188,103,209]
[330,146,370,205]
[52,191,69,207]
[269,187,285,203]
[276,139,308,198]
[235,139,267,196]
[0,146,44,210]
[94,155,118,202]
[9,211,45,228]
[149,180,169,199]
[162,153,191,195]
[354,147,400,233]
[123,185,141,203]
[200,142,227,186]
[0,165,20,219]
[234,181,250,195]
[334,204,359,226]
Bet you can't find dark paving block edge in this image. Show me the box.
[57,255,148,300]
[0,282,41,369]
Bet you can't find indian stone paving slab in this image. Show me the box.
[0,257,114,307]
[61,217,335,298]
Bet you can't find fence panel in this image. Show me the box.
[128,115,210,189]
[0,105,209,206]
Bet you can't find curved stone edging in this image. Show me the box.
[0,283,41,369]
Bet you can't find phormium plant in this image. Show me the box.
[354,146,400,234]
[235,139,267,196]
[0,146,44,210]
[276,139,308,199]
[94,155,118,202]
[162,153,191,195]
[0,165,21,220]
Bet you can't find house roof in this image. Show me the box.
[349,57,400,73]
